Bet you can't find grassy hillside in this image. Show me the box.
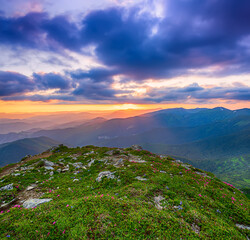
[142,129,250,189]
[0,145,249,239]
[0,137,59,167]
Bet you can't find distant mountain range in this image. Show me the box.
[0,137,59,167]
[0,107,249,189]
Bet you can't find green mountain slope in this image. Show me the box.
[0,137,60,167]
[0,145,249,239]
[142,129,250,189]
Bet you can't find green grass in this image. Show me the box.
[0,145,249,239]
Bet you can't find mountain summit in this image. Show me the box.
[0,145,249,239]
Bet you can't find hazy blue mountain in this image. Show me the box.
[0,137,59,167]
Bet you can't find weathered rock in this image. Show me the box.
[129,158,146,163]
[191,223,201,234]
[159,170,166,173]
[72,162,83,168]
[62,168,69,172]
[106,150,115,155]
[181,164,191,170]
[173,159,183,164]
[0,183,13,191]
[96,171,116,182]
[45,166,54,170]
[88,159,95,167]
[154,195,165,210]
[49,171,54,176]
[73,179,79,182]
[236,224,250,230]
[26,184,37,191]
[113,158,124,167]
[12,173,21,176]
[0,198,17,210]
[43,160,55,167]
[20,166,34,171]
[135,176,147,181]
[23,199,52,209]
[195,171,211,178]
[131,145,143,151]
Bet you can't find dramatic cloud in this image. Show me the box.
[0,71,34,96]
[0,0,250,104]
[1,0,250,79]
[33,72,72,90]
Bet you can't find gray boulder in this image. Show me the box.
[23,198,52,209]
[135,176,147,181]
[43,160,55,167]
[0,183,13,191]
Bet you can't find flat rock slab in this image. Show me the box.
[135,176,148,181]
[0,183,13,191]
[45,166,54,170]
[26,184,37,191]
[23,199,52,209]
[236,224,250,230]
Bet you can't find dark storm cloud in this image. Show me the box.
[33,72,72,90]
[70,68,120,100]
[0,71,34,96]
[1,0,250,80]
[69,68,117,83]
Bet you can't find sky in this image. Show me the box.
[0,0,250,113]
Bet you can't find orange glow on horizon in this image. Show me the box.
[0,100,249,115]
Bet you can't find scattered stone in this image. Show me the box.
[129,158,146,163]
[88,159,95,167]
[135,176,148,181]
[173,159,183,164]
[0,183,13,191]
[96,171,116,182]
[45,166,54,170]
[49,171,54,176]
[106,150,115,155]
[113,158,124,167]
[20,166,34,171]
[195,171,211,178]
[62,168,69,172]
[159,170,166,173]
[191,223,201,234]
[43,160,55,167]
[0,198,17,210]
[23,199,52,209]
[181,164,191,170]
[12,173,21,176]
[72,162,83,168]
[131,145,143,151]
[57,169,62,173]
[154,195,165,210]
[73,179,79,182]
[26,184,37,191]
[236,224,250,230]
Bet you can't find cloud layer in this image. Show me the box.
[0,0,250,104]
